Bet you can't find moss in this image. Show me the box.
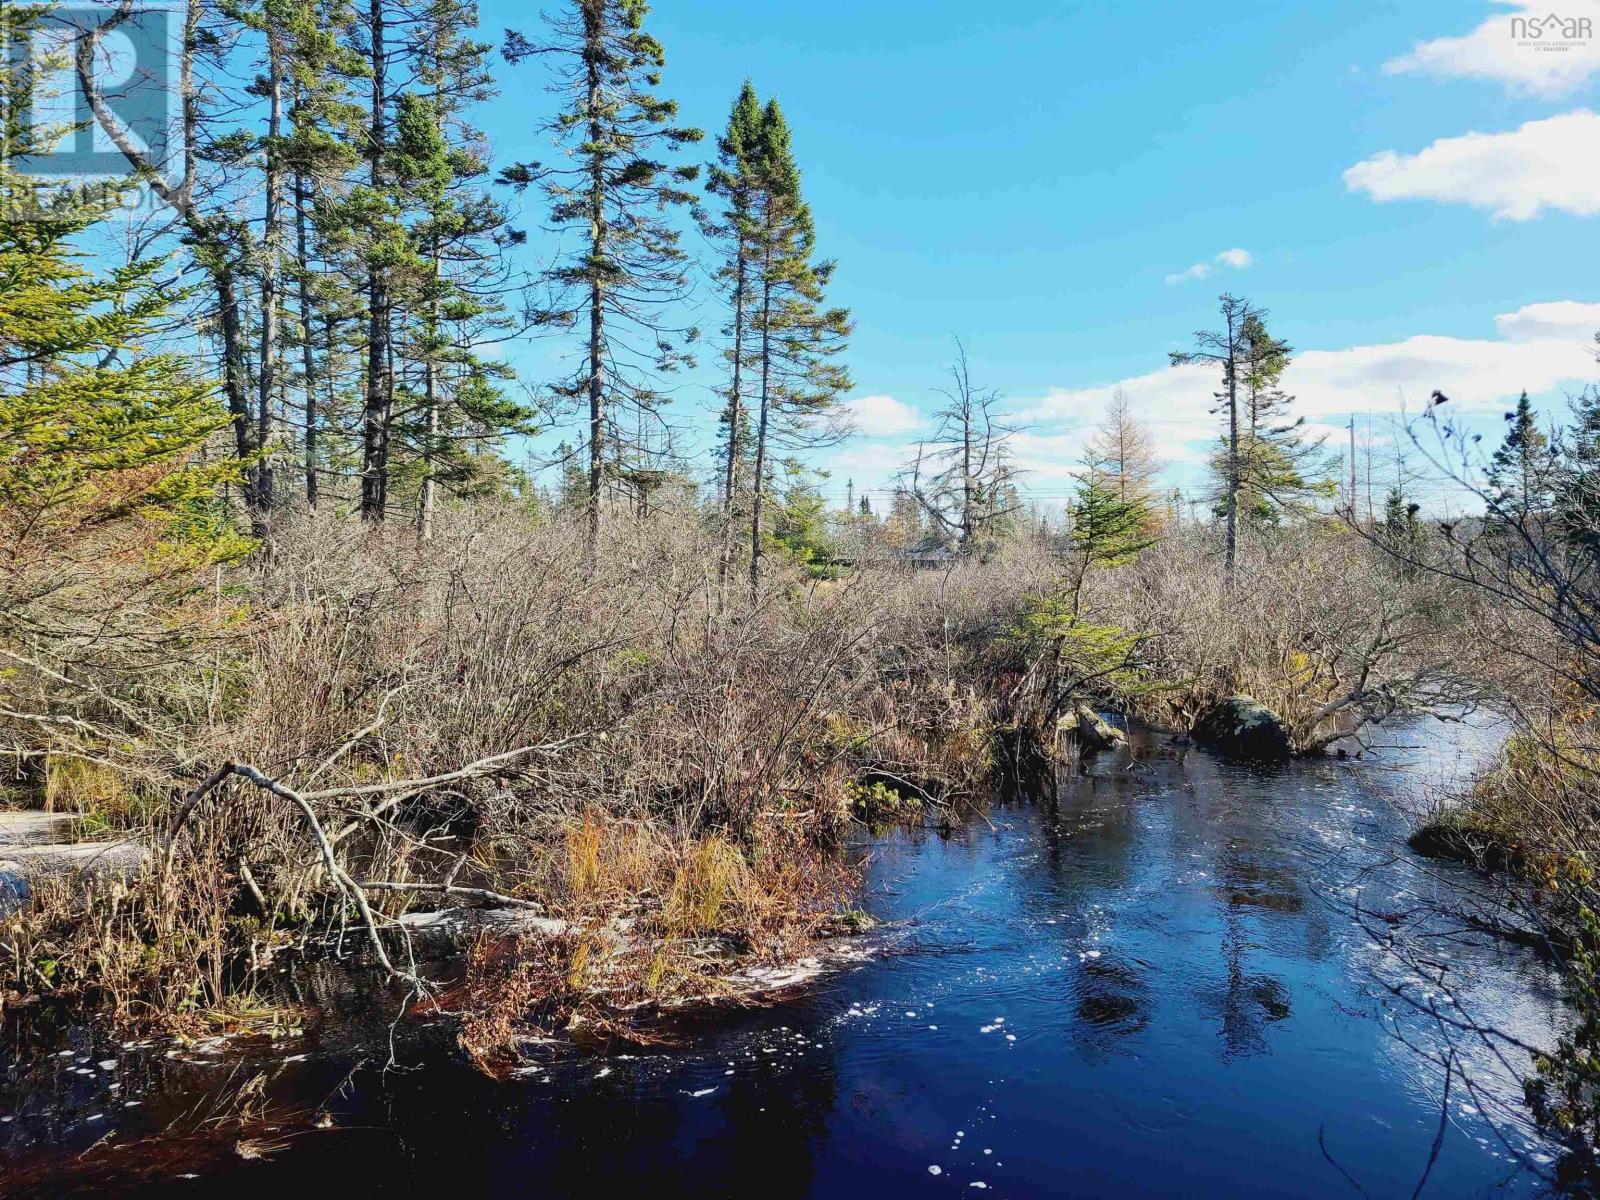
[847,780,920,822]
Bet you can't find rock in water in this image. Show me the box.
[1192,696,1291,762]
[1072,706,1127,753]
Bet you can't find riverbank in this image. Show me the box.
[0,720,1579,1198]
[1,506,1482,1060]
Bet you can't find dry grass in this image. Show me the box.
[0,502,1044,1041]
[0,501,1489,1048]
[1085,521,1482,751]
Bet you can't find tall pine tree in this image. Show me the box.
[745,98,851,595]
[703,81,763,591]
[502,0,703,562]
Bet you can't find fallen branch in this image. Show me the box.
[163,761,419,986]
[228,763,418,985]
[300,733,594,802]
[355,880,544,911]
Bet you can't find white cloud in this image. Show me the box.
[1164,263,1212,286]
[1165,248,1252,285]
[1010,303,1597,478]
[1344,111,1600,220]
[817,302,1597,504]
[842,393,925,437]
[1384,1,1600,99]
[1494,299,1600,344]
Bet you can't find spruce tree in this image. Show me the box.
[1489,391,1554,519]
[279,0,365,509]
[0,171,250,733]
[1171,294,1260,583]
[1174,298,1330,576]
[745,98,852,594]
[1557,385,1600,552]
[1067,470,1157,614]
[1229,314,1330,524]
[703,81,764,590]
[502,0,703,562]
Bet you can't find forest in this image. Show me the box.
[4,1,1600,1196]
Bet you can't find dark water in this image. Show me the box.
[0,721,1581,1198]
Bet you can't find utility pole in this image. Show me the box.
[1348,414,1357,516]
[1364,412,1375,524]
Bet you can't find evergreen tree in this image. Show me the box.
[770,464,832,568]
[1381,485,1423,560]
[502,0,703,562]
[1175,299,1331,577]
[1489,391,1555,519]
[1171,294,1260,583]
[0,205,244,564]
[1217,313,1330,527]
[386,83,535,537]
[744,98,852,594]
[0,168,250,739]
[1556,384,1600,552]
[703,82,763,588]
[278,0,367,509]
[1066,471,1157,613]
[0,7,245,583]
[1070,476,1155,570]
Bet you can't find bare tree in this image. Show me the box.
[1083,386,1163,519]
[903,339,1022,556]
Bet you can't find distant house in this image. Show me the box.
[814,536,962,571]
[901,537,960,569]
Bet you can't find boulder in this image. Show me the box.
[1406,822,1514,872]
[1192,696,1291,762]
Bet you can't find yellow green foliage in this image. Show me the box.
[1006,593,1147,696]
[847,780,919,821]
[0,195,249,573]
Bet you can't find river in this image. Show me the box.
[0,718,1583,1197]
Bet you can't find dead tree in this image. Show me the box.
[902,339,1022,557]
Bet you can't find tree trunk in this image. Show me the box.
[294,164,318,509]
[1224,307,1239,588]
[359,0,390,521]
[748,218,774,600]
[419,238,441,541]
[256,17,285,522]
[716,233,748,599]
[583,2,606,565]
[217,264,257,520]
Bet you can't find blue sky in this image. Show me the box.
[474,0,1600,512]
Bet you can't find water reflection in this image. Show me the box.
[0,718,1579,1198]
